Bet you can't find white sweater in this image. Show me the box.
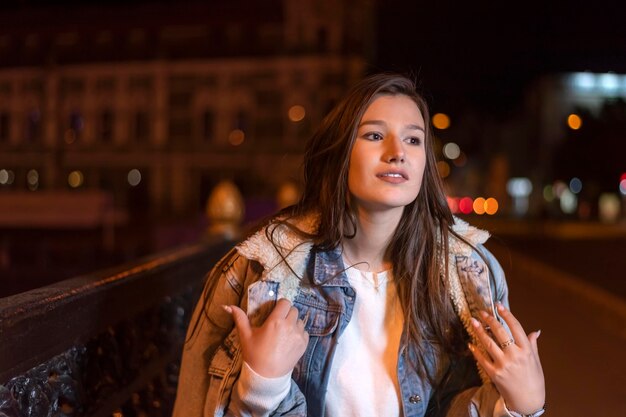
[324,265,404,416]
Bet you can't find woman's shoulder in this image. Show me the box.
[447,216,491,256]
[446,217,505,280]
[234,211,319,301]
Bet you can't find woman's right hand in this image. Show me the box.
[224,299,309,378]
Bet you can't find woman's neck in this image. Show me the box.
[342,207,403,272]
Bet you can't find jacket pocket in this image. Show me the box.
[205,331,241,416]
[246,280,279,326]
[293,291,341,337]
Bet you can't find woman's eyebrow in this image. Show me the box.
[406,124,425,132]
[358,120,425,132]
[358,120,386,128]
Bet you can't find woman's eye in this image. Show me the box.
[406,137,422,145]
[364,132,383,141]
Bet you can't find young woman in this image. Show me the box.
[173,73,545,417]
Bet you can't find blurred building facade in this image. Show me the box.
[0,0,374,218]
[523,72,626,220]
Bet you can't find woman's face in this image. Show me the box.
[348,94,427,213]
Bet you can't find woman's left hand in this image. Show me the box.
[469,302,545,415]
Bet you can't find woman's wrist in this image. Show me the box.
[504,400,546,417]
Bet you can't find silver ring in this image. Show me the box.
[499,338,514,349]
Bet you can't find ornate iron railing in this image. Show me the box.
[0,239,233,417]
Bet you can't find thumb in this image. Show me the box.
[224,305,252,341]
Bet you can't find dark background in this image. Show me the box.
[375,0,626,114]
[4,0,626,112]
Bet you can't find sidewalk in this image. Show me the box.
[486,242,626,417]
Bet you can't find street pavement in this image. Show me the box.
[486,241,626,417]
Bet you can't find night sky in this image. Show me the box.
[375,0,626,113]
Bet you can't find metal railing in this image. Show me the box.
[0,238,233,417]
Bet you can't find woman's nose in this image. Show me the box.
[384,137,405,163]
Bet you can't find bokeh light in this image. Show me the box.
[459,197,473,214]
[228,129,245,146]
[64,129,76,144]
[485,198,499,215]
[600,73,619,91]
[560,189,577,214]
[599,193,620,223]
[446,196,459,214]
[288,105,306,122]
[567,114,582,130]
[277,181,300,209]
[553,181,567,198]
[507,177,532,197]
[0,169,8,185]
[572,72,595,90]
[569,177,582,194]
[543,185,555,202]
[432,113,450,130]
[127,169,141,186]
[473,197,486,215]
[27,169,39,191]
[443,142,461,160]
[68,170,84,188]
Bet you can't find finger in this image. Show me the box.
[468,343,496,378]
[528,329,541,357]
[224,305,252,342]
[471,317,505,362]
[480,310,514,348]
[496,303,530,349]
[286,305,300,323]
[269,298,293,319]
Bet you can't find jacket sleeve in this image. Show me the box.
[428,244,512,417]
[172,249,253,417]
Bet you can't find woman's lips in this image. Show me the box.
[376,171,408,183]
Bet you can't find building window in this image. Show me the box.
[96,77,116,92]
[100,109,114,142]
[202,110,214,142]
[0,112,9,142]
[64,110,84,144]
[317,27,328,51]
[134,111,149,143]
[128,75,153,92]
[25,109,42,143]
[60,78,85,95]
[169,118,191,141]
[234,110,249,132]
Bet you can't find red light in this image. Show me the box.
[459,197,473,214]
[621,173,626,182]
[447,196,459,213]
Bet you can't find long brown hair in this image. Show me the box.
[289,73,466,374]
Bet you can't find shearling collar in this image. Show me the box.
[236,213,490,301]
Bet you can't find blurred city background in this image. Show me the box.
[0,1,625,415]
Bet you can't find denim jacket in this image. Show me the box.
[173,215,510,417]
